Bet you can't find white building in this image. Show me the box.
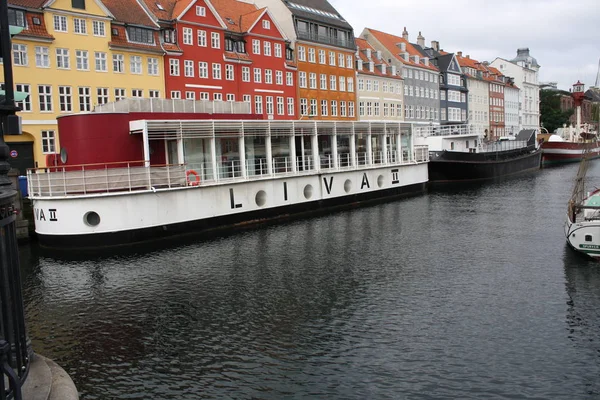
[491,48,540,131]
[456,54,490,135]
[355,38,404,122]
[504,80,520,135]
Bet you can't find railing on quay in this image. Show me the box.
[28,149,428,198]
[478,140,529,153]
[0,190,29,400]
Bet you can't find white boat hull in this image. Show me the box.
[565,215,600,259]
[32,163,428,249]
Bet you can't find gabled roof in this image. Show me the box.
[355,38,401,80]
[102,0,157,27]
[363,28,438,72]
[140,0,177,21]
[284,0,352,30]
[210,0,259,33]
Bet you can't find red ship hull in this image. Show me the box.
[541,141,600,165]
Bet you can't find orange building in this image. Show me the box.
[252,0,357,120]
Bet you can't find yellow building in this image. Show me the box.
[3,0,165,172]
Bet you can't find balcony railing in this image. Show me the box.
[94,98,252,115]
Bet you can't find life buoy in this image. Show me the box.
[186,170,200,186]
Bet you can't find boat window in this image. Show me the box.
[585,235,593,242]
[450,142,454,150]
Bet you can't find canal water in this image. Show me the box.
[19,161,600,399]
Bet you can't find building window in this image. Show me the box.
[318,49,325,64]
[114,88,125,101]
[339,76,346,92]
[275,70,283,85]
[211,32,220,48]
[330,75,337,91]
[170,91,181,99]
[15,84,31,111]
[72,0,85,8]
[300,98,307,116]
[331,100,337,117]
[299,72,306,88]
[38,85,52,112]
[286,46,293,61]
[347,55,352,68]
[96,87,108,105]
[321,100,329,117]
[266,96,274,115]
[149,90,160,98]
[7,9,25,27]
[242,66,250,82]
[255,95,263,114]
[338,53,345,68]
[308,48,315,63]
[53,15,67,32]
[309,73,316,89]
[186,91,195,100]
[310,99,317,116]
[252,39,260,55]
[92,20,105,36]
[265,69,273,84]
[127,26,154,44]
[95,51,107,71]
[274,43,282,58]
[297,45,305,61]
[35,46,50,68]
[264,41,271,56]
[200,92,209,101]
[198,30,207,47]
[286,72,293,86]
[41,130,56,154]
[287,97,294,116]
[113,54,124,73]
[277,96,284,115]
[348,78,354,93]
[226,94,235,102]
[196,6,206,16]
[13,44,28,66]
[226,64,234,80]
[254,68,261,83]
[212,63,221,79]
[58,86,72,112]
[243,94,251,103]
[183,27,193,45]
[147,57,159,75]
[183,59,194,77]
[213,93,222,101]
[73,18,87,34]
[169,59,179,76]
[56,48,69,69]
[340,101,346,117]
[349,101,355,117]
[198,62,208,78]
[78,87,91,111]
[366,101,372,116]
[320,74,327,90]
[329,51,335,66]
[76,50,89,70]
[262,20,270,29]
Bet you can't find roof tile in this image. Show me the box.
[364,28,439,72]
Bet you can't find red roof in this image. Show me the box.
[8,0,46,8]
[355,38,401,80]
[138,0,178,21]
[102,0,157,27]
[16,11,54,41]
[364,28,438,72]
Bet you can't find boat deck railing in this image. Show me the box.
[28,147,429,197]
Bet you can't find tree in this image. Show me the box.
[540,89,574,133]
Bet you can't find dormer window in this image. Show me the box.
[369,61,374,72]
[356,59,362,70]
[225,38,235,52]
[381,64,386,74]
[72,0,85,10]
[285,46,293,61]
[7,9,26,27]
[376,50,381,60]
[365,48,371,59]
[127,26,154,44]
[156,3,164,10]
[196,6,206,16]
[163,29,174,43]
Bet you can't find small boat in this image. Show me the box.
[540,124,600,166]
[565,146,600,259]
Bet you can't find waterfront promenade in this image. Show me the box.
[19,162,600,399]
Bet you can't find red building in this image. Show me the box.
[141,0,298,120]
[485,66,506,139]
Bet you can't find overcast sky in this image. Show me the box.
[330,0,600,91]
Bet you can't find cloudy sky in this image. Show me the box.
[330,0,600,91]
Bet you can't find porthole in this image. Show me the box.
[377,175,384,188]
[84,211,100,227]
[344,179,352,193]
[585,234,593,242]
[255,190,267,207]
[303,184,313,199]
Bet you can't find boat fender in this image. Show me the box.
[186,170,200,186]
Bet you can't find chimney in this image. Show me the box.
[466,55,470,59]
[431,40,439,51]
[457,51,462,57]
[417,31,425,48]
[402,27,408,41]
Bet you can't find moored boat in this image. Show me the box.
[27,109,429,250]
[540,125,600,166]
[415,124,541,183]
[565,146,600,259]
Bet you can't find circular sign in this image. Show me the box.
[10,150,18,158]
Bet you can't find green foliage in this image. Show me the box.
[540,89,574,133]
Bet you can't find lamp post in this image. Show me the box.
[0,0,30,398]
